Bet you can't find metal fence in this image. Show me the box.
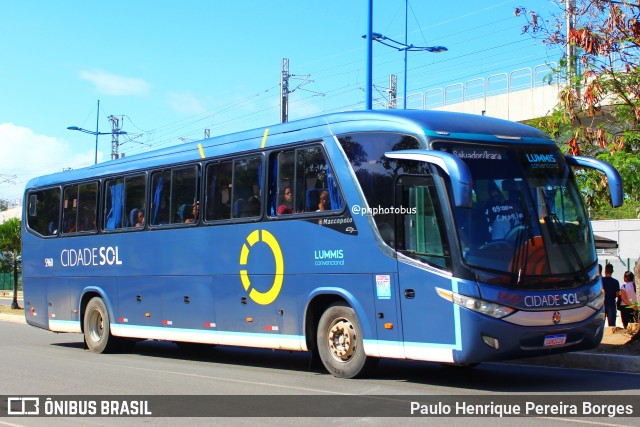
[0,273,22,291]
[368,62,560,111]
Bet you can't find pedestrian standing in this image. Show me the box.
[619,271,638,329]
[601,263,620,329]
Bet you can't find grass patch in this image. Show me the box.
[0,305,24,315]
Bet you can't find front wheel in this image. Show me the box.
[84,297,116,353]
[317,303,377,378]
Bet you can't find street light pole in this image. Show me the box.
[366,0,373,110]
[403,0,408,109]
[364,0,447,110]
[67,102,127,164]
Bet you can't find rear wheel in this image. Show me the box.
[317,303,377,378]
[84,297,116,353]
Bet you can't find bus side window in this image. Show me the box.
[77,183,98,232]
[26,188,61,236]
[150,171,171,225]
[149,166,199,226]
[205,161,233,221]
[171,166,198,224]
[62,186,78,233]
[269,144,343,216]
[232,156,261,219]
[62,182,98,234]
[124,175,146,228]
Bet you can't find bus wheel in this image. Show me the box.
[317,303,376,378]
[84,297,115,353]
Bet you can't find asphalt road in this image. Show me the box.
[0,294,22,308]
[0,320,639,426]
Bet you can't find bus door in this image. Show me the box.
[395,175,459,357]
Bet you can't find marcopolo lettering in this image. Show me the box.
[524,292,579,308]
[60,246,123,267]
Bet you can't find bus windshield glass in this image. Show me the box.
[434,143,595,282]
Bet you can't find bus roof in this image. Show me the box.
[25,110,552,190]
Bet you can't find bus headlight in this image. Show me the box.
[587,291,604,310]
[436,288,515,319]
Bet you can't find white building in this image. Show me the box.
[0,205,21,223]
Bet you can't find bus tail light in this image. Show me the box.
[436,287,515,319]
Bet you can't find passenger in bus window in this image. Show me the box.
[317,190,331,211]
[135,209,145,227]
[242,196,260,217]
[185,202,199,223]
[278,187,294,215]
[63,216,76,233]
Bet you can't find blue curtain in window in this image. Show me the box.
[153,176,164,224]
[326,164,342,210]
[105,182,123,230]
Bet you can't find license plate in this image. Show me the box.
[544,334,567,347]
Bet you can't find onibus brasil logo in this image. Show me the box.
[239,230,284,305]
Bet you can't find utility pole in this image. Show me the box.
[280,58,290,123]
[108,115,124,160]
[279,58,323,123]
[388,75,397,109]
[566,0,576,81]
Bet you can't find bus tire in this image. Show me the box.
[84,297,116,353]
[317,303,376,378]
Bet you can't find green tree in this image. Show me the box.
[0,218,22,309]
[516,1,640,219]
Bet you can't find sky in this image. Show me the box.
[0,0,563,204]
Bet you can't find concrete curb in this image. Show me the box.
[0,313,637,373]
[507,351,640,374]
[0,313,26,324]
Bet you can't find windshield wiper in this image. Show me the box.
[511,198,535,286]
[546,213,589,283]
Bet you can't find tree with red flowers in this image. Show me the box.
[516,1,640,218]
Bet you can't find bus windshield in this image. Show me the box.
[434,143,595,282]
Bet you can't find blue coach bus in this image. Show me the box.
[22,110,622,378]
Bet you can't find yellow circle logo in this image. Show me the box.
[239,229,284,305]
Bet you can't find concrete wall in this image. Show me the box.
[592,219,640,278]
[432,85,560,122]
[0,206,21,223]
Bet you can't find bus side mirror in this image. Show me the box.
[565,156,623,208]
[384,150,473,208]
[28,194,38,217]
